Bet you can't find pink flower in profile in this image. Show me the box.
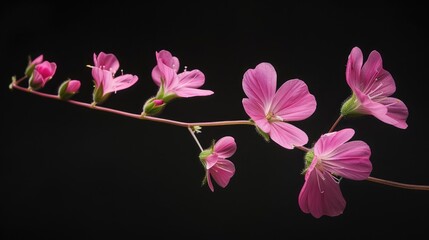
[298,128,372,218]
[29,60,57,90]
[341,46,408,129]
[242,62,316,149]
[91,52,138,105]
[199,136,236,192]
[151,50,213,100]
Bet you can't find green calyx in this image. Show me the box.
[302,150,314,174]
[58,80,75,100]
[251,120,270,142]
[340,93,361,117]
[142,97,166,116]
[92,82,110,106]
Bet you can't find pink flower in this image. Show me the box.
[93,52,120,75]
[151,50,213,100]
[91,52,138,105]
[298,128,372,218]
[341,47,408,129]
[199,136,236,192]
[29,60,57,90]
[242,62,316,149]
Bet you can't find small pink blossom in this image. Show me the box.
[242,62,316,149]
[341,46,408,129]
[29,60,57,90]
[91,52,138,104]
[298,128,372,218]
[200,136,236,192]
[151,50,214,100]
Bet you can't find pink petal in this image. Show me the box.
[209,159,235,189]
[176,70,205,88]
[346,47,363,92]
[355,90,388,116]
[151,66,162,87]
[103,74,139,94]
[271,79,317,121]
[66,80,81,93]
[94,52,120,74]
[91,67,112,88]
[31,54,44,65]
[371,69,396,97]
[242,98,271,133]
[174,88,214,97]
[206,154,218,169]
[242,62,276,109]
[206,170,214,192]
[298,169,346,218]
[361,50,383,89]
[314,128,355,157]
[323,140,372,180]
[269,122,308,149]
[377,97,409,129]
[214,136,237,159]
[157,50,180,72]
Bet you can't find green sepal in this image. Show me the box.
[92,82,110,105]
[142,97,166,116]
[58,80,74,100]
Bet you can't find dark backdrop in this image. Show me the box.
[1,2,428,239]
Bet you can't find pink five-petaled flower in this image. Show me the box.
[341,46,409,129]
[91,52,138,105]
[151,50,214,101]
[199,136,236,192]
[29,60,57,90]
[242,62,317,149]
[298,128,372,218]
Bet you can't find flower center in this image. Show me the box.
[266,112,284,122]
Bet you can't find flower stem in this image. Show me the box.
[10,78,254,128]
[367,176,429,191]
[328,114,343,133]
[188,127,204,152]
[295,145,310,152]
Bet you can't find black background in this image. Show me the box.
[1,2,428,239]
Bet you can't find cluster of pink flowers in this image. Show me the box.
[20,46,408,218]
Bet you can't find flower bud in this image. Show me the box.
[142,97,166,116]
[58,79,81,100]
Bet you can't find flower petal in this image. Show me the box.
[298,169,346,218]
[314,128,355,157]
[206,154,219,169]
[377,97,408,129]
[206,170,214,192]
[269,122,308,149]
[103,74,138,94]
[323,140,372,180]
[346,47,363,92]
[91,67,112,88]
[214,136,237,159]
[271,79,317,121]
[242,62,276,109]
[242,98,271,133]
[94,52,120,74]
[176,70,205,88]
[209,159,235,189]
[174,88,214,98]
